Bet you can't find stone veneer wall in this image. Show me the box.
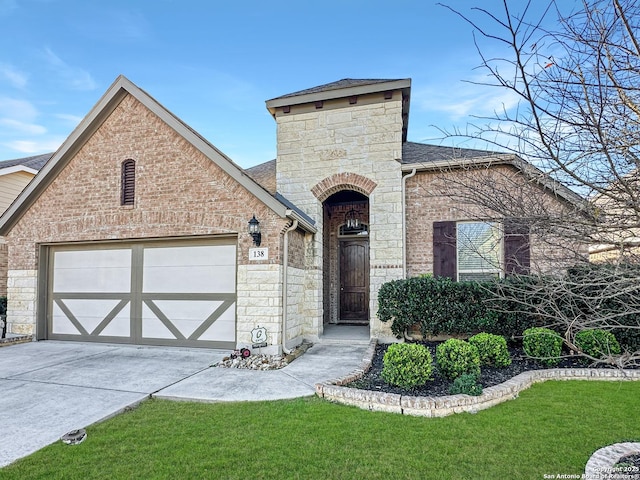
[6,269,36,335]
[274,92,405,341]
[236,264,283,353]
[4,93,293,349]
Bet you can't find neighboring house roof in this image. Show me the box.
[0,75,316,236]
[0,152,53,176]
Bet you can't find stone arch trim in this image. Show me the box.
[311,172,378,202]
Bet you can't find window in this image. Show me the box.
[456,222,502,281]
[121,159,135,206]
[432,219,530,281]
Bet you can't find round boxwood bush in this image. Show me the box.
[381,343,433,388]
[522,327,563,366]
[449,373,483,396]
[575,329,621,360]
[468,332,511,367]
[436,338,481,380]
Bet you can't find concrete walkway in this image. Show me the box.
[0,339,369,468]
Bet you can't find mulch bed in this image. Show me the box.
[615,454,640,476]
[347,341,637,398]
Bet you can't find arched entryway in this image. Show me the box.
[322,190,370,326]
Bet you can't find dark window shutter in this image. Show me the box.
[504,219,530,275]
[433,221,457,279]
[121,159,136,206]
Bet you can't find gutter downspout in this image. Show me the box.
[401,168,417,278]
[281,219,298,354]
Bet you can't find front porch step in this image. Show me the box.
[318,336,370,346]
[319,324,370,345]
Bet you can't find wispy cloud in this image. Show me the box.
[0,63,28,88]
[4,138,62,154]
[0,96,38,121]
[0,95,65,157]
[416,74,521,122]
[54,113,84,125]
[43,47,97,91]
[0,118,46,135]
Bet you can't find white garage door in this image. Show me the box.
[47,239,236,348]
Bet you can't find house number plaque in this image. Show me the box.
[249,247,268,261]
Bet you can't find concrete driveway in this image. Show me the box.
[0,341,225,467]
[0,340,369,468]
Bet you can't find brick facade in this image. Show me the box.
[4,93,292,348]
[405,166,580,278]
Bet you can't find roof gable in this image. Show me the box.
[0,75,315,235]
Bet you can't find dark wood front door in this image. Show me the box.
[339,239,369,323]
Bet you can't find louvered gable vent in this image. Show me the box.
[121,159,136,206]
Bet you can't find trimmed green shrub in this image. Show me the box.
[468,333,511,367]
[377,276,540,340]
[436,339,481,380]
[449,373,483,396]
[522,327,563,366]
[575,329,621,360]
[381,343,433,389]
[378,276,494,338]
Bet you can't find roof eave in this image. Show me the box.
[400,154,514,172]
[0,77,131,235]
[401,153,585,207]
[0,75,307,236]
[286,210,316,233]
[265,79,411,116]
[0,165,39,177]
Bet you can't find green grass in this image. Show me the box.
[1,381,638,479]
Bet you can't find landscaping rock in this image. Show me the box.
[215,341,312,370]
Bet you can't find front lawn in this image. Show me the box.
[1,381,638,479]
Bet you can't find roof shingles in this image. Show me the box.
[0,152,53,171]
[267,78,407,102]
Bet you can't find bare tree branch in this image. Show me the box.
[431,0,640,367]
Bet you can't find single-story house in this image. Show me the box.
[0,75,582,352]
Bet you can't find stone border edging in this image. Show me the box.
[315,338,640,417]
[585,442,640,479]
[0,335,32,347]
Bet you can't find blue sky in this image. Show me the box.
[0,0,573,169]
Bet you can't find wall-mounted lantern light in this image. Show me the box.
[248,215,262,246]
